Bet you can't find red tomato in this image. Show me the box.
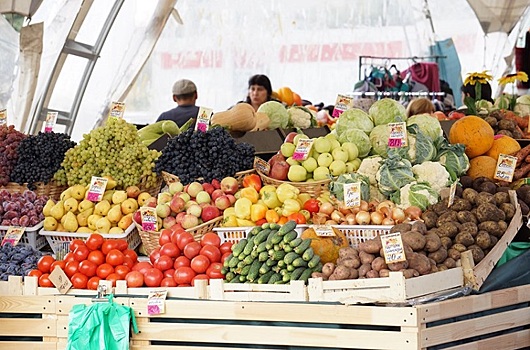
[154,255,174,271]
[191,274,209,286]
[50,260,66,272]
[160,277,177,287]
[219,242,233,255]
[114,265,131,279]
[200,245,221,263]
[73,246,89,262]
[70,239,86,252]
[87,250,105,266]
[163,268,176,279]
[174,266,196,285]
[149,248,161,265]
[177,283,191,287]
[221,252,231,264]
[143,268,164,287]
[159,242,180,259]
[122,256,135,268]
[85,234,104,251]
[206,262,224,279]
[173,256,191,269]
[105,273,120,287]
[170,228,185,245]
[38,273,53,287]
[28,269,42,278]
[190,255,210,274]
[125,271,144,287]
[106,249,125,267]
[303,198,320,214]
[87,276,101,290]
[200,232,221,247]
[183,241,202,259]
[96,263,114,279]
[115,239,128,251]
[64,260,79,278]
[63,252,76,263]
[71,272,88,289]
[287,212,306,224]
[78,260,97,277]
[132,261,152,275]
[123,249,138,263]
[37,255,55,273]
[101,240,119,255]
[176,231,195,251]
[159,228,173,246]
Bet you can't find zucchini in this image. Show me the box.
[283,252,300,265]
[278,220,297,236]
[291,267,306,280]
[302,247,314,261]
[308,254,321,269]
[232,238,247,257]
[282,231,298,244]
[294,239,312,255]
[289,237,303,248]
[257,271,274,284]
[292,257,308,268]
[268,273,282,284]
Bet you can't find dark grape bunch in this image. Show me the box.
[155,127,255,185]
[0,125,27,186]
[10,132,76,188]
[0,243,42,281]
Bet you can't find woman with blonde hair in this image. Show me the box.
[406,97,435,117]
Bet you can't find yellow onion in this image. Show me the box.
[382,217,395,225]
[331,210,345,223]
[319,202,334,215]
[370,211,384,225]
[391,207,406,223]
[345,213,356,225]
[356,210,371,225]
[404,206,422,221]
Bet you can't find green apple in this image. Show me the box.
[287,165,307,182]
[329,160,347,176]
[330,138,341,151]
[331,147,349,162]
[341,142,359,161]
[293,133,309,146]
[324,132,337,141]
[310,149,321,160]
[313,137,331,153]
[317,152,333,167]
[280,142,296,157]
[286,156,300,166]
[302,157,318,172]
[306,172,313,180]
[313,166,330,181]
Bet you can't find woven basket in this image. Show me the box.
[256,169,331,196]
[161,169,256,187]
[1,181,66,201]
[137,175,163,197]
[135,216,223,255]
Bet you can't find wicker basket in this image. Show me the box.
[137,175,163,197]
[161,169,256,187]
[136,216,223,255]
[256,169,331,196]
[1,181,66,201]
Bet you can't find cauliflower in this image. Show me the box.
[412,161,450,193]
[357,156,383,185]
[287,106,316,129]
[394,182,438,210]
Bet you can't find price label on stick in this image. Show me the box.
[44,111,58,133]
[343,182,361,208]
[380,232,406,264]
[494,153,517,182]
[141,206,158,231]
[448,181,458,208]
[292,138,314,161]
[0,109,6,126]
[1,227,25,247]
[388,122,407,148]
[147,290,168,315]
[332,94,354,118]
[311,225,335,237]
[195,106,213,132]
[86,176,108,202]
[109,101,125,119]
[49,266,72,294]
[253,157,270,176]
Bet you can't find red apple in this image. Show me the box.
[169,196,186,213]
[175,211,187,224]
[211,189,225,202]
[284,131,298,143]
[270,160,289,180]
[162,216,176,229]
[144,197,157,208]
[211,179,221,189]
[201,205,220,222]
[126,185,141,198]
[215,195,231,210]
[268,152,286,168]
[202,183,215,195]
[133,210,142,225]
[226,194,236,205]
[220,177,239,195]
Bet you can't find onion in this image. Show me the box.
[376,200,394,212]
[391,207,406,223]
[312,212,328,225]
[404,206,422,221]
[345,213,356,225]
[319,202,334,215]
[368,200,380,212]
[370,211,384,225]
[382,217,395,225]
[325,219,338,225]
[356,210,371,225]
[337,202,352,215]
[331,210,345,223]
[351,206,360,215]
[379,206,391,219]
[359,200,369,212]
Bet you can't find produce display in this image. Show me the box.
[0,190,46,227]
[0,125,27,186]
[0,243,41,281]
[137,119,193,147]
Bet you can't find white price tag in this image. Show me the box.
[0,109,6,126]
[388,122,408,148]
[141,206,158,231]
[332,94,354,118]
[254,157,270,176]
[1,227,25,246]
[311,225,335,237]
[494,153,517,182]
[343,182,361,208]
[147,290,168,315]
[109,101,125,119]
[45,112,58,133]
[448,181,458,208]
[292,138,314,161]
[380,232,406,264]
[195,106,213,132]
[86,176,108,202]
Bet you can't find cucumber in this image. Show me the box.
[282,231,298,244]
[274,280,286,284]
[229,275,241,283]
[238,275,247,282]
[237,261,246,269]
[294,239,312,255]
[259,262,271,275]
[277,260,286,269]
[257,250,268,261]
[228,256,240,268]
[280,268,289,276]
[299,268,313,283]
[313,262,323,272]
[250,249,259,259]
[291,267,306,280]
[278,220,297,236]
[270,231,283,244]
[257,241,268,253]
[232,238,247,256]
[248,226,262,238]
[223,253,233,267]
[283,252,300,265]
[265,258,277,267]
[243,255,255,265]
[257,271,274,284]
[268,273,282,284]
[240,264,251,276]
[247,259,261,282]
[271,250,286,261]
[289,237,303,248]
[265,230,278,249]
[261,222,271,230]
[269,223,281,230]
[225,271,235,282]
[243,237,256,255]
[302,247,314,261]
[287,264,296,272]
[308,254,321,269]
[254,228,270,245]
[283,245,293,253]
[292,257,308,268]
[282,273,291,283]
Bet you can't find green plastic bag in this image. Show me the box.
[66,295,138,350]
[496,242,530,267]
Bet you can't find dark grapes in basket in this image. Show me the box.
[0,242,42,281]
[0,125,27,186]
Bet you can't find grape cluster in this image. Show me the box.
[0,243,42,281]
[10,132,76,188]
[54,117,161,188]
[155,127,255,184]
[0,125,27,186]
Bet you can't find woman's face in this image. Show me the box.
[248,84,268,107]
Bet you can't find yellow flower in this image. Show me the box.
[498,71,529,85]
[464,70,493,86]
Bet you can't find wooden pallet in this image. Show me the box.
[209,278,307,302]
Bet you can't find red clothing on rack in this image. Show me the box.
[401,62,440,92]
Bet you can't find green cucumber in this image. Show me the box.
[232,238,247,256]
[294,239,311,255]
[243,255,255,265]
[257,271,274,284]
[271,250,286,261]
[270,231,283,245]
[269,223,281,230]
[278,220,297,236]
[283,245,293,253]
[247,259,261,282]
[248,226,262,238]
[238,275,247,282]
[257,241,268,253]
[265,258,277,267]
[283,252,300,265]
[228,256,240,268]
[251,249,259,259]
[268,273,282,284]
[261,222,271,230]
[308,254,321,269]
[225,271,235,282]
[291,267,306,280]
[229,275,241,283]
[259,262,271,275]
[282,273,291,283]
[292,257,308,268]
[282,231,298,244]
[277,260,286,269]
[287,264,296,272]
[254,228,270,245]
[302,247,314,261]
[240,265,251,276]
[265,230,278,249]
[223,253,234,267]
[243,237,256,255]
[289,237,303,248]
[299,268,313,283]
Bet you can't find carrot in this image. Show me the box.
[515,144,530,166]
[514,162,530,180]
[503,109,528,129]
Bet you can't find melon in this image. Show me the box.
[449,116,494,158]
[467,155,497,180]
[485,135,521,160]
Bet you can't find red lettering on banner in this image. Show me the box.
[160,51,223,69]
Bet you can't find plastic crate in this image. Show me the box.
[0,222,46,250]
[39,224,141,257]
[214,225,309,244]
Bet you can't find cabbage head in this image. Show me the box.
[515,95,530,116]
[257,101,289,129]
[495,95,511,110]
[336,108,374,136]
[375,154,415,196]
[338,128,371,158]
[368,98,407,126]
[329,173,370,202]
[391,182,439,211]
[434,139,470,181]
[406,114,443,142]
[369,124,390,157]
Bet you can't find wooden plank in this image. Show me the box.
[55,295,129,315]
[0,318,56,336]
[0,342,57,350]
[209,279,307,301]
[441,329,530,350]
[130,298,416,326]
[461,250,477,289]
[403,268,463,300]
[132,346,274,350]
[23,275,38,295]
[0,295,55,313]
[56,314,69,339]
[132,323,419,350]
[7,275,23,295]
[420,307,530,347]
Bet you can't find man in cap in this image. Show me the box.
[156,79,199,127]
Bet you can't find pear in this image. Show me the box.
[61,214,67,226]
[43,199,55,217]
[77,208,93,227]
[102,190,115,203]
[94,200,111,216]
[43,217,58,231]
[76,227,93,233]
[118,213,133,230]
[63,197,78,213]
[70,184,86,200]
[96,217,112,234]
[50,201,65,221]
[88,214,102,231]
[107,204,123,224]
[121,198,138,215]
[56,223,66,232]
[78,199,95,213]
[60,188,72,201]
[63,211,79,232]
[112,190,127,204]
[109,226,125,234]
[103,175,118,190]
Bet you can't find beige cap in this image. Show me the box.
[172,79,197,95]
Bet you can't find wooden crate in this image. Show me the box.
[209,278,307,302]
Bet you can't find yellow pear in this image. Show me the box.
[63,197,78,213]
[96,217,112,234]
[107,204,123,224]
[94,200,111,216]
[102,190,115,202]
[61,214,67,226]
[137,192,152,206]
[43,199,55,217]
[76,227,93,233]
[88,214,102,231]
[118,213,133,230]
[43,217,58,231]
[112,190,127,204]
[70,184,86,201]
[109,226,124,234]
[50,201,65,220]
[60,188,72,201]
[78,199,95,213]
[56,223,66,232]
[77,208,93,227]
[102,175,118,190]
[63,211,78,232]
[121,198,138,215]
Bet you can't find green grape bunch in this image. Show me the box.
[54,118,161,189]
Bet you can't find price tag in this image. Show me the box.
[86,176,108,202]
[195,106,213,132]
[494,153,517,182]
[0,109,6,126]
[254,157,270,176]
[147,290,167,315]
[343,182,361,208]
[109,101,125,119]
[141,206,158,231]
[388,122,408,148]
[380,232,406,264]
[332,94,354,118]
[44,111,58,133]
[292,138,314,161]
[1,227,25,246]
[49,266,72,294]
[447,181,458,208]
[311,225,335,237]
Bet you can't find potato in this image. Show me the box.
[499,203,516,221]
[460,175,473,189]
[311,272,325,279]
[475,231,492,250]
[430,263,439,274]
[468,245,485,264]
[437,264,449,271]
[428,247,448,264]
[402,269,420,279]
[388,260,409,271]
[437,222,460,238]
[365,270,380,278]
[349,268,359,279]
[448,248,461,261]
[432,201,450,215]
[476,203,505,223]
[359,251,376,265]
[516,185,530,204]
[518,200,530,216]
[371,257,388,272]
[331,265,350,280]
[478,181,497,195]
[338,246,359,260]
[451,198,473,212]
[455,231,475,247]
[498,220,508,232]
[378,269,390,278]
[478,221,504,237]
[494,192,511,206]
[498,118,517,131]
[424,233,442,252]
[358,263,372,277]
[322,262,335,278]
[402,231,427,251]
[403,244,414,255]
[390,223,412,234]
[460,222,478,236]
[411,221,428,235]
[489,235,498,248]
[443,257,457,269]
[496,186,511,193]
[462,188,479,205]
[358,237,382,254]
[436,210,459,227]
[452,243,468,252]
[421,211,439,229]
[440,236,453,250]
[457,211,477,224]
[472,177,492,191]
[407,252,432,275]
[342,257,361,269]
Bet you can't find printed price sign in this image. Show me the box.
[49,266,72,294]
[0,109,6,126]
[494,153,517,182]
[332,94,354,118]
[380,232,406,264]
[141,206,158,231]
[109,101,125,119]
[448,181,458,208]
[292,138,314,161]
[195,106,213,132]
[1,227,25,247]
[343,182,361,208]
[388,122,407,148]
[311,224,335,237]
[254,157,270,176]
[86,176,108,202]
[147,290,168,315]
[44,111,58,133]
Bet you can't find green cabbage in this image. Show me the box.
[495,95,511,110]
[257,101,289,129]
[336,108,374,136]
[515,95,530,116]
[375,154,415,196]
[434,138,470,181]
[338,128,371,158]
[369,124,390,157]
[329,173,370,202]
[391,182,439,211]
[406,114,443,142]
[368,98,407,126]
